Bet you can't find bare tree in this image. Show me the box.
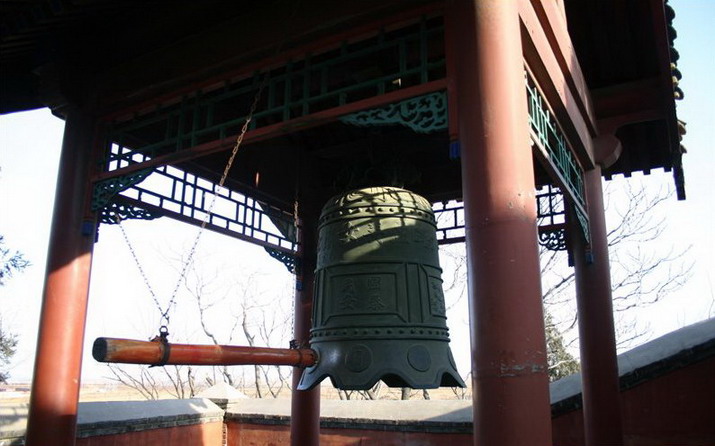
[163,365,197,399]
[193,264,291,398]
[193,266,294,399]
[398,388,431,400]
[102,253,293,399]
[440,182,693,381]
[336,382,383,401]
[188,263,242,388]
[541,183,692,354]
[450,372,472,400]
[106,364,195,399]
[237,297,292,398]
[106,365,161,400]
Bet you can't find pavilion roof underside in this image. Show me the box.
[0,0,682,189]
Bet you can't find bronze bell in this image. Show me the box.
[298,187,465,390]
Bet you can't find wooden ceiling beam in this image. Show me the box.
[592,77,665,133]
[519,0,597,170]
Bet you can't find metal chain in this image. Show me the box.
[117,74,269,331]
[115,215,160,308]
[289,198,299,342]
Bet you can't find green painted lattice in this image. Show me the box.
[94,144,297,253]
[526,73,589,242]
[102,16,445,171]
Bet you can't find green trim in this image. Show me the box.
[104,16,445,169]
[264,247,296,273]
[91,168,153,212]
[99,202,161,224]
[339,91,447,134]
[526,74,590,242]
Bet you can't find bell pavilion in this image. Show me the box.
[0,1,687,445]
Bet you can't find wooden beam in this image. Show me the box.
[592,77,666,133]
[518,0,596,169]
[530,0,596,132]
[93,79,447,181]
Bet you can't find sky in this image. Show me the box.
[0,0,713,385]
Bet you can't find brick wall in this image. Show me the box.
[76,422,223,446]
[552,357,715,446]
[0,399,225,446]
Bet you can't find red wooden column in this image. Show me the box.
[290,196,321,446]
[447,1,552,445]
[571,138,624,445]
[26,108,98,446]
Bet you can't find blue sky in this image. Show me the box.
[0,1,713,383]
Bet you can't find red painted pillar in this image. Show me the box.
[290,199,320,446]
[26,108,98,446]
[572,165,624,446]
[447,1,552,445]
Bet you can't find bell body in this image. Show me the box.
[298,187,464,390]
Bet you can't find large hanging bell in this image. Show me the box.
[298,187,465,390]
